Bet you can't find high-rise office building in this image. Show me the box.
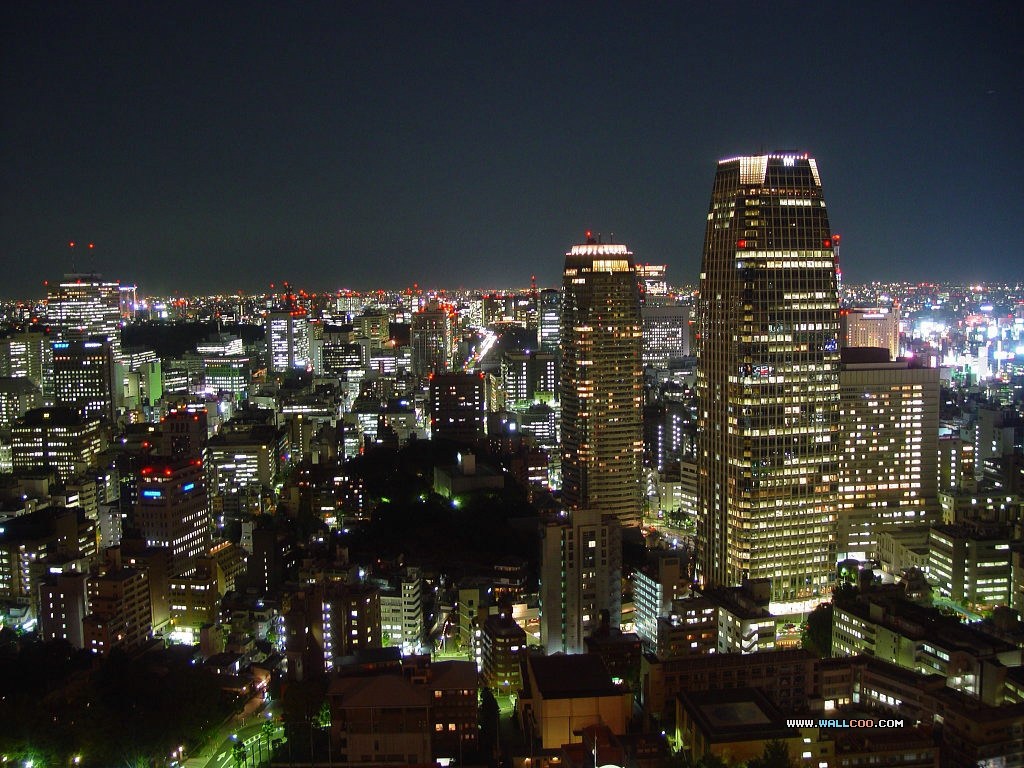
[841,305,900,361]
[11,407,106,483]
[637,264,669,303]
[83,548,152,657]
[266,308,310,373]
[46,273,124,361]
[696,154,841,602]
[560,238,643,527]
[642,305,691,369]
[0,377,42,429]
[537,288,561,353]
[837,348,940,558]
[501,350,557,407]
[0,330,51,394]
[411,301,454,377]
[429,372,485,443]
[134,455,210,572]
[52,337,118,423]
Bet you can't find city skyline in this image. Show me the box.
[2,3,1022,298]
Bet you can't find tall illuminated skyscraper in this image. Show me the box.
[537,288,561,353]
[560,236,643,527]
[52,337,118,423]
[696,154,841,602]
[266,307,310,373]
[411,300,454,377]
[46,273,124,361]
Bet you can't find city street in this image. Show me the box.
[183,697,281,768]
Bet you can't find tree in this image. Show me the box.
[801,602,833,658]
[748,739,796,768]
[260,717,275,746]
[314,700,331,730]
[232,740,248,768]
[479,688,500,759]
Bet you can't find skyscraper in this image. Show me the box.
[560,237,643,527]
[46,273,124,361]
[696,154,841,602]
[266,307,310,373]
[837,348,939,559]
[134,455,211,572]
[52,337,118,423]
[537,288,561,353]
[411,300,454,377]
[841,304,900,361]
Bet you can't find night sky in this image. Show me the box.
[2,2,1021,297]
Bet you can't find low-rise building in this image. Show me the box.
[640,648,818,725]
[481,610,526,692]
[83,548,152,656]
[928,522,1013,608]
[675,687,829,767]
[632,550,690,651]
[326,656,477,764]
[517,654,632,751]
[832,587,1021,705]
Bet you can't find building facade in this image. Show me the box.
[696,153,841,601]
[837,350,940,558]
[560,238,643,527]
[11,407,106,483]
[540,508,622,655]
[266,308,310,373]
[134,455,210,572]
[52,337,118,423]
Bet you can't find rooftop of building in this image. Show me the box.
[694,580,771,620]
[836,588,1017,655]
[644,646,815,670]
[327,670,431,709]
[931,521,1013,541]
[429,659,478,690]
[677,686,797,742]
[483,611,526,637]
[207,423,281,444]
[526,654,625,700]
[832,725,937,753]
[0,377,41,395]
[840,346,892,365]
[15,406,97,428]
[0,505,89,542]
[584,627,642,651]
